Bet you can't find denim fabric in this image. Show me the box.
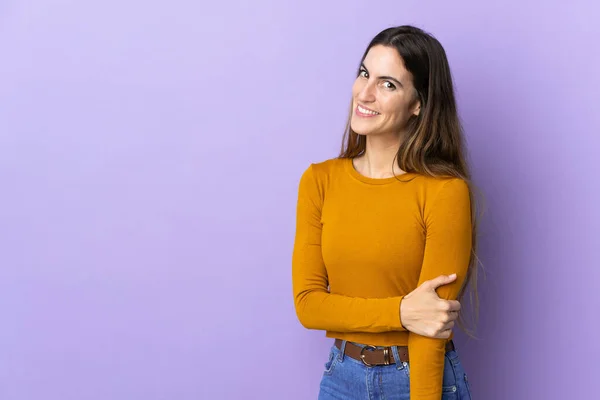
[318,341,472,399]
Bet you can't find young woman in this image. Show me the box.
[292,26,477,399]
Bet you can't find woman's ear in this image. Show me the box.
[411,92,421,116]
[412,101,421,117]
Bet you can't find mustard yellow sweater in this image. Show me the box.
[292,157,472,400]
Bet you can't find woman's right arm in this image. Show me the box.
[292,165,404,332]
[292,165,460,335]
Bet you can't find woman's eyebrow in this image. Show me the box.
[360,63,403,86]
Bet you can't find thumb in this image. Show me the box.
[426,273,457,290]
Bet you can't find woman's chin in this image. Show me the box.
[350,123,377,136]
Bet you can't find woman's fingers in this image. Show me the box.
[447,300,461,312]
[434,329,453,339]
[448,310,459,321]
[426,274,457,291]
[434,320,455,339]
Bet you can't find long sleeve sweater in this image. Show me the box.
[292,157,472,400]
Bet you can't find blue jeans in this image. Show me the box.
[318,340,473,399]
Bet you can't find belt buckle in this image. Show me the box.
[360,345,378,367]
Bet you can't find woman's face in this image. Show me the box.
[350,45,421,137]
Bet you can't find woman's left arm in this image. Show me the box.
[408,178,473,400]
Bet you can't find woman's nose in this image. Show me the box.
[357,82,376,102]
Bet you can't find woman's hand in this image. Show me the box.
[400,274,461,339]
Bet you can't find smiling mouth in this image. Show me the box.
[356,104,380,116]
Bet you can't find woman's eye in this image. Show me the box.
[359,69,368,78]
[383,81,396,90]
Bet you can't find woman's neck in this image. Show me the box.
[353,134,407,179]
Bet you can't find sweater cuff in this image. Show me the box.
[387,295,406,331]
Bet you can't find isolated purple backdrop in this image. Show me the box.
[1,1,599,399]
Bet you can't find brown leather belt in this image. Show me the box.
[334,339,455,367]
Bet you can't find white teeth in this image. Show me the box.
[358,105,379,115]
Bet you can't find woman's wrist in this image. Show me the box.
[399,297,412,331]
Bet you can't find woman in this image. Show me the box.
[292,26,477,399]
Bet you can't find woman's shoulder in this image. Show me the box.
[411,174,469,199]
[301,157,346,180]
[414,177,471,213]
[296,158,345,201]
[415,174,467,187]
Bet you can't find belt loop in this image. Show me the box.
[448,340,457,355]
[390,346,403,370]
[338,340,347,361]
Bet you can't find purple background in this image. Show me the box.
[1,1,599,399]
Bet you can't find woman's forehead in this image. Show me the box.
[363,45,411,81]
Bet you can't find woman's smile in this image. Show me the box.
[355,104,380,117]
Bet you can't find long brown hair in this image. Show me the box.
[339,26,483,337]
